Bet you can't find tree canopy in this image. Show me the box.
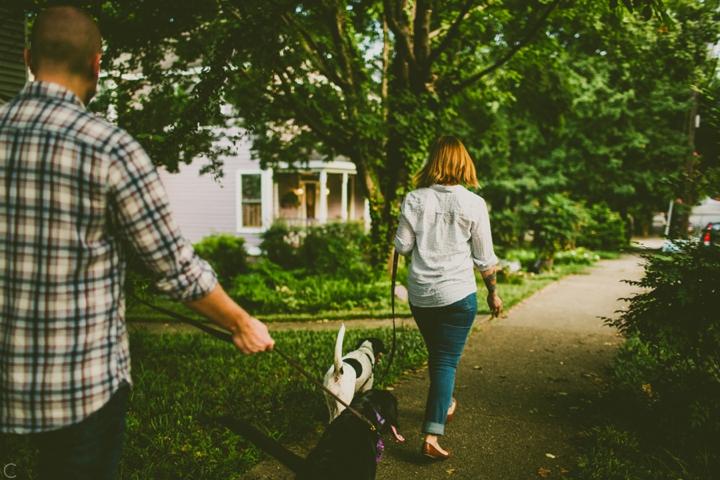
[10,0,720,258]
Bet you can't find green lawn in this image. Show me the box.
[0,328,428,479]
[0,263,594,479]
[126,263,589,323]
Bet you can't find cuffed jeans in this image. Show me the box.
[411,293,477,436]
[30,380,130,480]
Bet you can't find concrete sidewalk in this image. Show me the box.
[240,254,646,479]
[375,254,645,479]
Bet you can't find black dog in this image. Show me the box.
[221,389,404,480]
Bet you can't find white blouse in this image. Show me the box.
[394,184,498,308]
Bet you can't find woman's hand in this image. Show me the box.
[479,266,502,317]
[487,291,503,318]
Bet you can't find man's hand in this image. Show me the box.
[231,316,275,354]
[184,284,274,354]
[487,291,503,318]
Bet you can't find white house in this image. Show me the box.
[158,135,368,254]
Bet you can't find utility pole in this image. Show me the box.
[680,89,698,235]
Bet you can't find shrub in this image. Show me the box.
[193,234,249,285]
[606,241,720,436]
[259,223,304,270]
[260,221,372,281]
[490,208,527,247]
[578,202,627,251]
[530,193,589,259]
[502,249,538,269]
[553,247,599,265]
[300,222,372,281]
[230,260,390,314]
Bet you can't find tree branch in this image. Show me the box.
[216,0,243,22]
[280,13,352,92]
[382,0,417,71]
[323,0,356,91]
[448,0,562,96]
[382,11,390,121]
[275,70,351,151]
[413,0,433,70]
[426,0,480,70]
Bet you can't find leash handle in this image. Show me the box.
[128,294,377,431]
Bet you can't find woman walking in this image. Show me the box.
[394,136,502,460]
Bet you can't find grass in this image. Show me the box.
[0,327,428,479]
[127,263,591,323]
[567,336,720,480]
[0,260,601,478]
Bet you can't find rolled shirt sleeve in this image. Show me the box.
[108,133,217,302]
[394,199,416,255]
[471,197,499,272]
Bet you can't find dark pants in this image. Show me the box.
[30,381,130,480]
[411,293,477,436]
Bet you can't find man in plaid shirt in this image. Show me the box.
[0,6,274,478]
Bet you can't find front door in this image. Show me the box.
[304,182,317,220]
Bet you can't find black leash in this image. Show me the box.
[377,249,399,384]
[128,294,378,432]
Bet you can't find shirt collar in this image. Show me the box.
[18,81,85,108]
[430,184,463,193]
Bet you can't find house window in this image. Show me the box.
[236,169,273,233]
[241,174,262,227]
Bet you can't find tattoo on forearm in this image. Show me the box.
[484,271,497,293]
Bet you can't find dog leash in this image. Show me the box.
[377,249,399,384]
[128,294,378,432]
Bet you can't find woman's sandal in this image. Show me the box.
[421,442,452,460]
[446,397,457,424]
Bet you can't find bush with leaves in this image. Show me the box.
[606,241,720,436]
[299,222,372,281]
[553,247,599,265]
[260,221,372,281]
[193,233,249,285]
[578,202,627,251]
[531,193,589,260]
[259,223,304,271]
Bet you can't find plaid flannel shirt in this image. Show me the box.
[0,82,217,434]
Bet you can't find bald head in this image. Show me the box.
[28,6,102,77]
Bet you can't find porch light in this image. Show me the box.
[323,188,330,195]
[295,188,304,195]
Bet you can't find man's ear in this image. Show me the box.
[90,53,101,80]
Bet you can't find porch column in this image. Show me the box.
[273,181,279,220]
[319,170,328,224]
[364,198,371,232]
[340,172,348,221]
[349,176,355,220]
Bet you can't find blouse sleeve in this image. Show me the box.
[471,197,499,271]
[394,199,416,255]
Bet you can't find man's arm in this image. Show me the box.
[184,284,274,354]
[479,267,503,318]
[107,134,273,354]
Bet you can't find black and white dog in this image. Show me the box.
[220,389,404,480]
[323,323,388,422]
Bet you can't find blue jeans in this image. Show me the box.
[411,293,477,436]
[29,381,130,480]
